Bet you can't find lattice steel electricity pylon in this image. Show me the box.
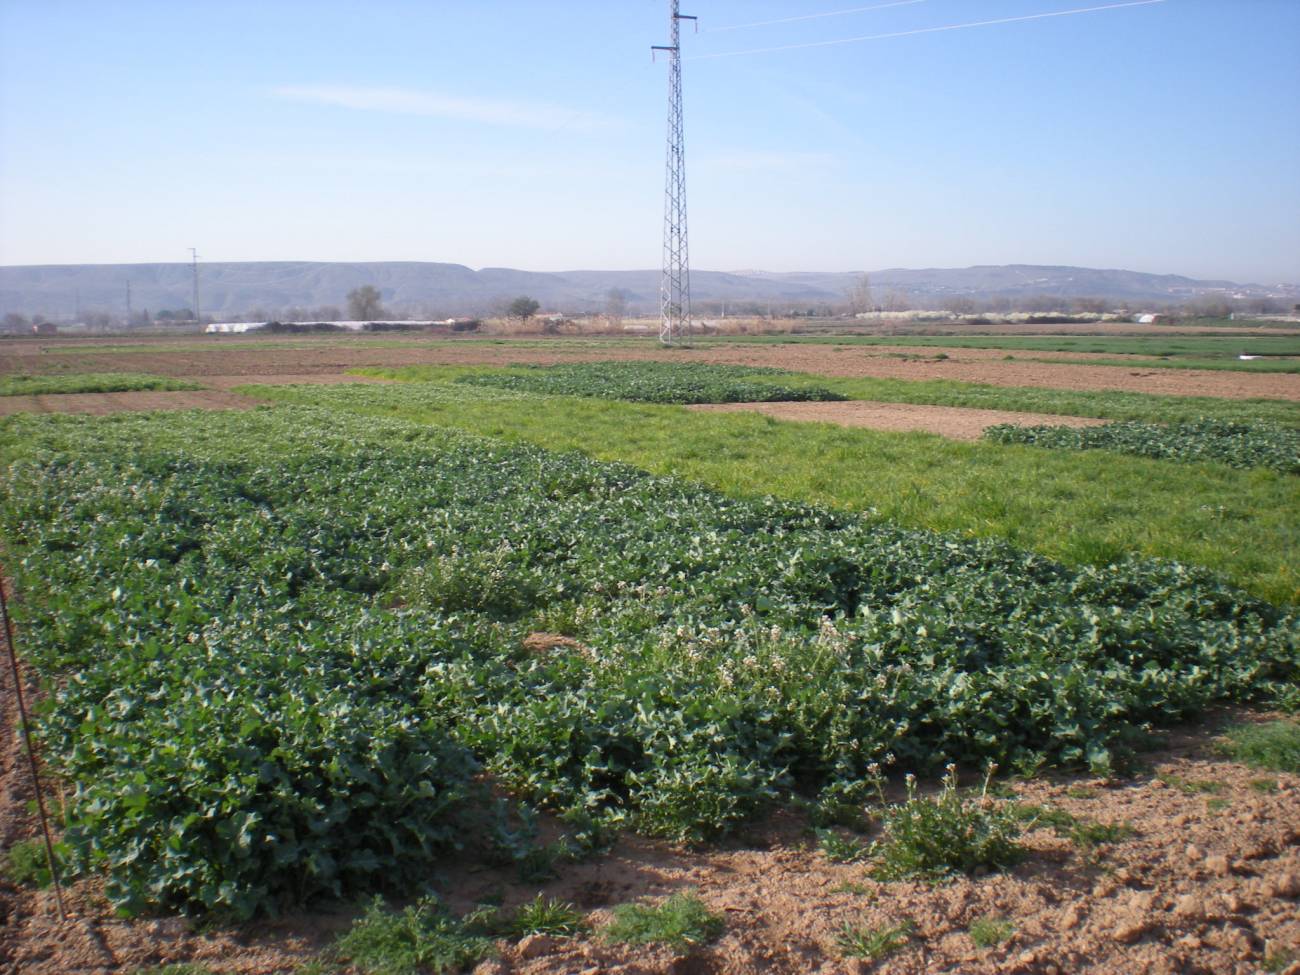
[653,1,695,346]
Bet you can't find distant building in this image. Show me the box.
[1136,313,1164,324]
[32,322,57,335]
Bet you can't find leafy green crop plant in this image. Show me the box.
[1,406,1297,917]
[985,419,1300,474]
[458,360,844,404]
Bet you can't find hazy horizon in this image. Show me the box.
[2,1,1297,282]
[0,256,1294,288]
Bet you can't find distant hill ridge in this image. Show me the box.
[1,260,1293,318]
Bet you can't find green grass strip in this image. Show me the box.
[245,382,1300,604]
[0,373,200,396]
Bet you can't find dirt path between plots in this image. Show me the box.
[691,401,1109,440]
[4,337,1298,400]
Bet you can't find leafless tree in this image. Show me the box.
[883,289,910,312]
[347,286,385,320]
[605,288,628,328]
[847,273,875,315]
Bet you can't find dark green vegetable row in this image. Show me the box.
[457,360,844,403]
[984,418,1300,474]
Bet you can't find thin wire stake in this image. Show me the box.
[0,573,67,921]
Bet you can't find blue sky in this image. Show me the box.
[1,0,1297,282]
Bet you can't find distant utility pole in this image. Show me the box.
[653,0,695,346]
[189,247,201,324]
[125,280,132,325]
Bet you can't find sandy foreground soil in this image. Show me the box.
[1,334,1297,401]
[3,710,1298,975]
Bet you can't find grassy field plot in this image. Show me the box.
[0,373,200,395]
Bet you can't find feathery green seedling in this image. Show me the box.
[816,829,871,863]
[1264,948,1297,973]
[506,895,587,937]
[2,838,62,889]
[1217,721,1300,773]
[332,897,492,975]
[603,892,724,950]
[870,766,1025,882]
[1158,774,1225,795]
[835,919,914,960]
[968,915,1015,948]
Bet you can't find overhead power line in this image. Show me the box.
[690,0,1166,61]
[706,0,927,34]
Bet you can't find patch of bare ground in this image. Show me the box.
[689,401,1108,441]
[3,334,1297,400]
[0,390,257,416]
[199,373,392,390]
[3,713,1297,975]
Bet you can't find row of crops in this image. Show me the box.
[457,361,844,404]
[1,406,1296,920]
[984,419,1300,474]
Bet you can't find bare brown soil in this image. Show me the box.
[690,402,1108,441]
[3,718,1298,974]
[2,333,1297,400]
[200,373,390,391]
[0,390,256,416]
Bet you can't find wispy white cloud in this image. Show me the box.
[272,84,619,132]
[697,149,839,172]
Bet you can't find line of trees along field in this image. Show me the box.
[4,281,1296,333]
